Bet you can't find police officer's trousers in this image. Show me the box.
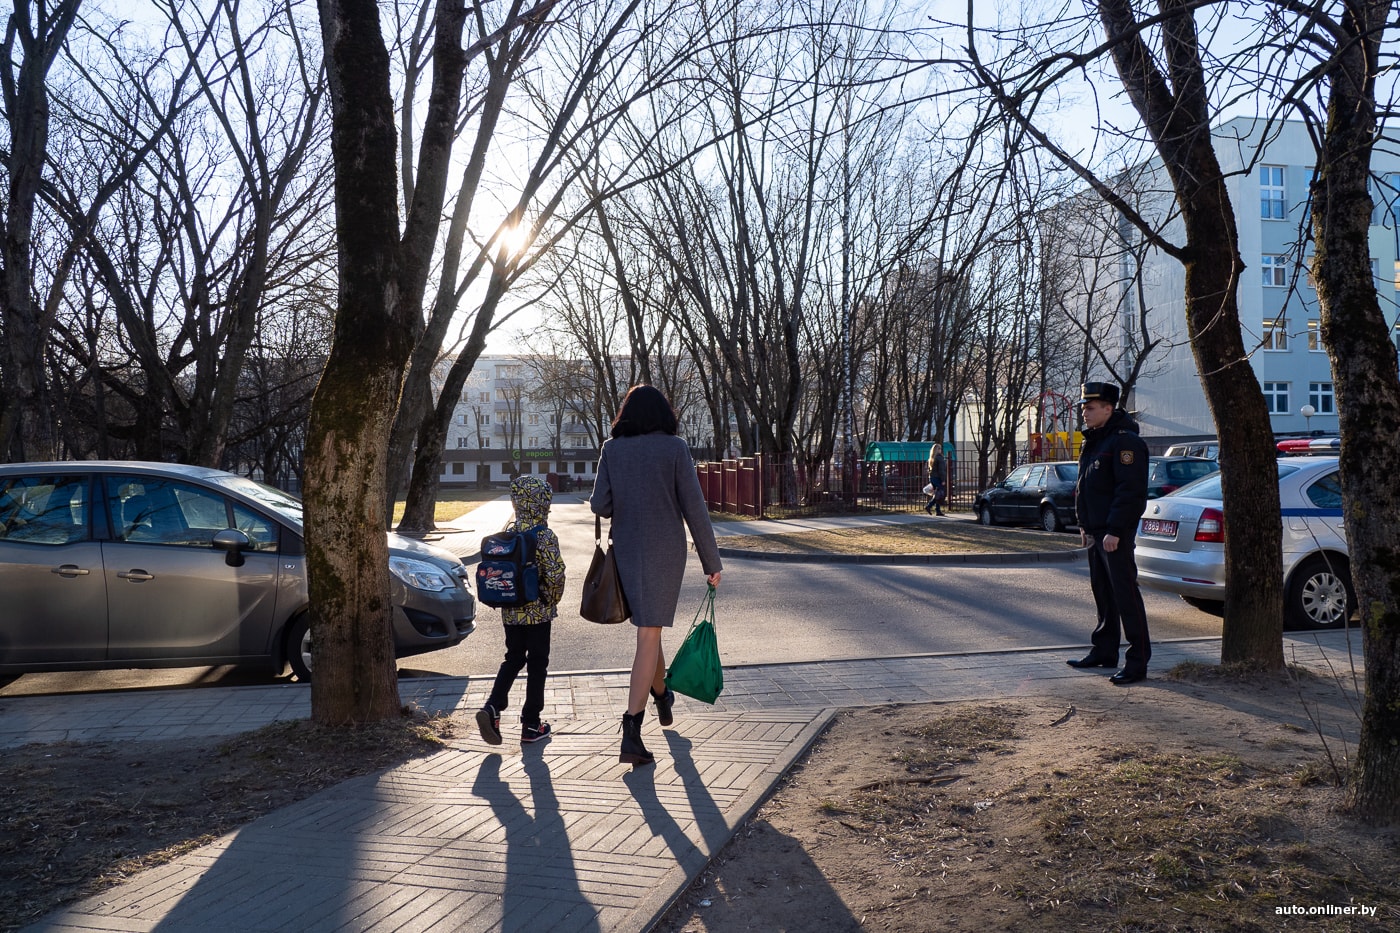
[1086,532,1151,671]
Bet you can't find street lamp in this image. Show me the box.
[1300,404,1316,433]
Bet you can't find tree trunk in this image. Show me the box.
[309,0,468,722]
[1099,0,1283,668]
[0,0,80,461]
[1309,0,1400,824]
[306,0,412,723]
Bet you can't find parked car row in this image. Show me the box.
[0,461,477,681]
[973,456,1218,532]
[974,452,1352,630]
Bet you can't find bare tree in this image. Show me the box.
[1291,0,1400,823]
[964,0,1285,667]
[308,0,469,723]
[0,0,81,461]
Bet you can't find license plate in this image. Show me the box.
[1141,518,1178,537]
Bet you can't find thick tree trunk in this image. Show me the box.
[1099,0,1283,668]
[307,0,409,723]
[1311,0,1400,825]
[309,0,467,723]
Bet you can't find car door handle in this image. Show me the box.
[51,564,91,577]
[117,569,154,582]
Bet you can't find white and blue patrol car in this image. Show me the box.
[1135,456,1351,629]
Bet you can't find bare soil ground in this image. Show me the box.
[715,519,1081,557]
[655,662,1397,933]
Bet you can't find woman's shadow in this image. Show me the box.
[622,730,858,928]
[472,749,601,932]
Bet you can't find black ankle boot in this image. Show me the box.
[650,687,675,727]
[620,710,655,766]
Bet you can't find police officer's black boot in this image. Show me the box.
[620,709,655,766]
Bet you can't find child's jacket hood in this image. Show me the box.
[511,475,552,528]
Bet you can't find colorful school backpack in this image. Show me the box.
[475,525,541,608]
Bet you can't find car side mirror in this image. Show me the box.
[212,528,253,567]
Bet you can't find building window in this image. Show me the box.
[479,414,490,425]
[481,437,490,448]
[1309,382,1335,414]
[480,392,491,403]
[1260,166,1286,219]
[458,413,468,425]
[1263,318,1288,351]
[456,437,470,448]
[1262,382,1290,415]
[1307,320,1323,351]
[452,462,464,475]
[528,413,540,425]
[1261,254,1288,286]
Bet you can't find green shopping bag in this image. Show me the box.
[666,584,723,703]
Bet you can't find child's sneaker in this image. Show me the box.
[476,705,502,745]
[521,722,551,744]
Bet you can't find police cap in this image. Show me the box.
[1080,381,1121,406]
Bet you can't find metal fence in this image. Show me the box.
[696,453,991,519]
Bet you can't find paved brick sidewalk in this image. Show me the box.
[8,630,1360,932]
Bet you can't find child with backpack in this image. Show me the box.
[475,475,565,745]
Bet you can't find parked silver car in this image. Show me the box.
[1136,457,1352,628]
[0,461,475,681]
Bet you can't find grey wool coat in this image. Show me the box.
[589,433,723,627]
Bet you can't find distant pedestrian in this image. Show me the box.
[1066,382,1151,685]
[590,385,723,766]
[924,448,946,516]
[476,476,566,745]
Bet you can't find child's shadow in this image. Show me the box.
[472,752,600,932]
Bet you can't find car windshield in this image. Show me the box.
[1168,461,1300,501]
[206,474,304,524]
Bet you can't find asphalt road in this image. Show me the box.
[0,498,1222,697]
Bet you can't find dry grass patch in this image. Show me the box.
[659,683,1395,933]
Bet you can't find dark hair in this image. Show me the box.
[611,384,679,438]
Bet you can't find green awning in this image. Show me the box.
[863,441,935,462]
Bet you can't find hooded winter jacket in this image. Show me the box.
[501,476,565,625]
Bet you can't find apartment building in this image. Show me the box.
[436,356,602,488]
[1057,116,1400,444]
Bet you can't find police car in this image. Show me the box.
[1135,456,1352,629]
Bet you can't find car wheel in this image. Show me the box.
[286,614,313,682]
[1285,555,1354,630]
[1040,505,1063,533]
[979,505,995,526]
[1181,595,1225,617]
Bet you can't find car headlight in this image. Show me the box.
[389,556,456,592]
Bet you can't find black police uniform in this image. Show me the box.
[1074,405,1151,677]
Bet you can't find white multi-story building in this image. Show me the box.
[1060,116,1400,445]
[433,355,715,487]
[434,356,602,488]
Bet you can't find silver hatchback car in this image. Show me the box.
[0,461,476,681]
[1136,457,1352,628]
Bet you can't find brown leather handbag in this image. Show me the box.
[580,515,630,624]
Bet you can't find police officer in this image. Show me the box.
[1066,382,1151,684]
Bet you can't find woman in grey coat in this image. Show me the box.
[590,385,723,766]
